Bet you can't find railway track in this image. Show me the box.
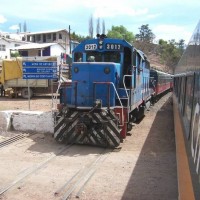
[0,133,35,149]
[0,144,73,195]
[54,148,111,200]
[0,142,110,199]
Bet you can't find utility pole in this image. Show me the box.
[69,25,71,54]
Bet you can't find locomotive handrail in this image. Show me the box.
[68,80,125,126]
[93,81,124,127]
[52,77,65,113]
[123,75,133,109]
[93,81,123,107]
[63,80,78,107]
[70,80,123,109]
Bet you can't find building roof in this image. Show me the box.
[10,43,57,50]
[26,29,68,35]
[0,37,29,44]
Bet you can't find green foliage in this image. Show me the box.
[177,39,185,54]
[135,24,155,43]
[158,39,183,67]
[10,51,21,57]
[134,24,155,54]
[107,25,135,43]
[72,21,185,71]
[134,24,184,70]
[71,32,90,42]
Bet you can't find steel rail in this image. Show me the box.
[0,144,73,195]
[59,148,111,200]
[0,133,33,149]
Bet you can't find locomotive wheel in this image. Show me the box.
[127,123,132,132]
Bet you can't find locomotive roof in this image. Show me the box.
[73,38,134,52]
[150,68,172,76]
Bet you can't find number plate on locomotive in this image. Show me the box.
[85,44,97,50]
[106,43,122,50]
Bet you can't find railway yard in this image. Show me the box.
[0,92,178,200]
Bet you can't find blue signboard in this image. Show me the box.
[22,61,57,80]
[23,67,57,73]
[23,74,58,79]
[22,61,57,67]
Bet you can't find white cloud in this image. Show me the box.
[0,15,7,23]
[82,0,149,18]
[0,0,198,43]
[93,6,148,18]
[0,0,94,20]
[9,25,20,30]
[153,24,192,43]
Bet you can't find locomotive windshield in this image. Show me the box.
[74,51,120,63]
[86,51,120,63]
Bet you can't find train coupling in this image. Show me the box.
[75,123,87,134]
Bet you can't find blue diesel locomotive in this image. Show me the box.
[54,35,155,147]
[54,35,172,147]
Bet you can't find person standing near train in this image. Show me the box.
[0,82,5,97]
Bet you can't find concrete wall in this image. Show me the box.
[0,111,54,134]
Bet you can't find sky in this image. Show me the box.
[0,0,199,44]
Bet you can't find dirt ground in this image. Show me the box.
[0,93,178,200]
[0,96,55,112]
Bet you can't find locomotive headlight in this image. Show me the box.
[99,40,103,49]
[104,67,110,74]
[74,67,79,73]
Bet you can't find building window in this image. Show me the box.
[47,34,51,40]
[0,44,6,51]
[36,34,41,41]
[27,36,30,41]
[59,33,62,39]
[15,44,20,47]
[53,33,56,41]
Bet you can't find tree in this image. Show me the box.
[71,32,89,43]
[89,15,94,38]
[96,18,101,35]
[134,24,156,54]
[135,24,155,43]
[107,25,135,43]
[158,39,182,69]
[23,21,27,32]
[11,51,21,57]
[177,39,185,54]
[19,23,21,32]
[102,20,105,35]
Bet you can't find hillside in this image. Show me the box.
[148,53,174,74]
[134,41,175,74]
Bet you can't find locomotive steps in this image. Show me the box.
[0,110,54,133]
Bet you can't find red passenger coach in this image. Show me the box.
[150,69,173,99]
[156,81,171,95]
